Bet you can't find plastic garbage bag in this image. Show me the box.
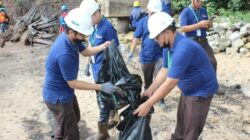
[117,97,154,140]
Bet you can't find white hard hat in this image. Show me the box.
[65,8,94,35]
[148,12,174,39]
[147,0,162,13]
[80,0,100,16]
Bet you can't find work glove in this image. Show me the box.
[100,82,118,94]
[84,64,91,76]
[128,52,133,62]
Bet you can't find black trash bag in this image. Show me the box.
[96,41,153,139]
[117,97,154,140]
[96,41,142,109]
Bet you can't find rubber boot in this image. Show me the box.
[108,110,118,129]
[96,122,110,140]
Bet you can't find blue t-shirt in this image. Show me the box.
[161,0,172,16]
[134,16,163,64]
[179,6,208,38]
[89,16,119,82]
[162,33,218,97]
[130,7,146,28]
[43,33,86,104]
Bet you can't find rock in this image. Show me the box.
[234,21,245,29]
[207,31,216,36]
[212,46,220,54]
[207,34,219,42]
[225,30,233,39]
[232,39,244,48]
[247,36,250,43]
[226,47,238,54]
[219,38,231,48]
[240,23,250,37]
[242,38,248,44]
[244,42,250,49]
[239,47,249,54]
[229,32,241,42]
[220,22,230,30]
[213,23,224,33]
[209,38,219,46]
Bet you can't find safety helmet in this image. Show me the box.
[61,4,68,11]
[133,1,140,7]
[80,0,100,16]
[147,0,162,13]
[148,12,174,39]
[64,8,94,35]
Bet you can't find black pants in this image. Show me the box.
[45,95,80,140]
[193,38,217,72]
[171,94,213,140]
[141,58,162,90]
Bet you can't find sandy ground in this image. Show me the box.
[0,41,250,140]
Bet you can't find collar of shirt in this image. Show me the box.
[168,32,182,53]
[95,16,105,30]
[62,32,79,52]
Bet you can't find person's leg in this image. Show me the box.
[72,95,81,122]
[197,39,217,72]
[153,58,167,108]
[171,94,185,140]
[141,62,155,90]
[183,96,213,140]
[95,93,111,139]
[45,100,79,140]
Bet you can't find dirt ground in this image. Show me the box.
[0,41,250,140]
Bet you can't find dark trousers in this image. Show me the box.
[171,94,213,140]
[141,59,164,102]
[45,95,80,140]
[96,91,114,123]
[141,58,162,89]
[193,38,217,72]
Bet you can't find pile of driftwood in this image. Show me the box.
[0,3,60,47]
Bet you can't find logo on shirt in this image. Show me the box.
[202,14,207,18]
[96,34,102,39]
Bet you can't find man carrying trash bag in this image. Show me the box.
[134,12,218,140]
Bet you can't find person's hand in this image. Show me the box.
[133,102,152,117]
[100,82,118,94]
[102,41,111,49]
[197,20,212,28]
[141,90,152,97]
[128,52,133,62]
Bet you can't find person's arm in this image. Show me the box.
[179,9,212,33]
[80,41,111,56]
[143,67,168,97]
[67,80,101,90]
[130,38,140,54]
[134,77,179,116]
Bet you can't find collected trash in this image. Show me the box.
[96,40,153,139]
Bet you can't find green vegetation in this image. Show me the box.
[172,0,250,23]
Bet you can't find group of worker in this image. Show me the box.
[44,0,218,140]
[0,1,9,33]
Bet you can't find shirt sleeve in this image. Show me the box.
[203,8,209,20]
[134,19,143,38]
[179,9,189,26]
[57,54,78,81]
[168,48,193,79]
[78,43,86,53]
[162,48,168,68]
[105,28,120,46]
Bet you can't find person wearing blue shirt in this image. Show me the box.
[161,0,172,16]
[80,0,120,139]
[43,8,117,140]
[128,0,167,109]
[129,1,147,30]
[179,0,217,72]
[134,12,218,140]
